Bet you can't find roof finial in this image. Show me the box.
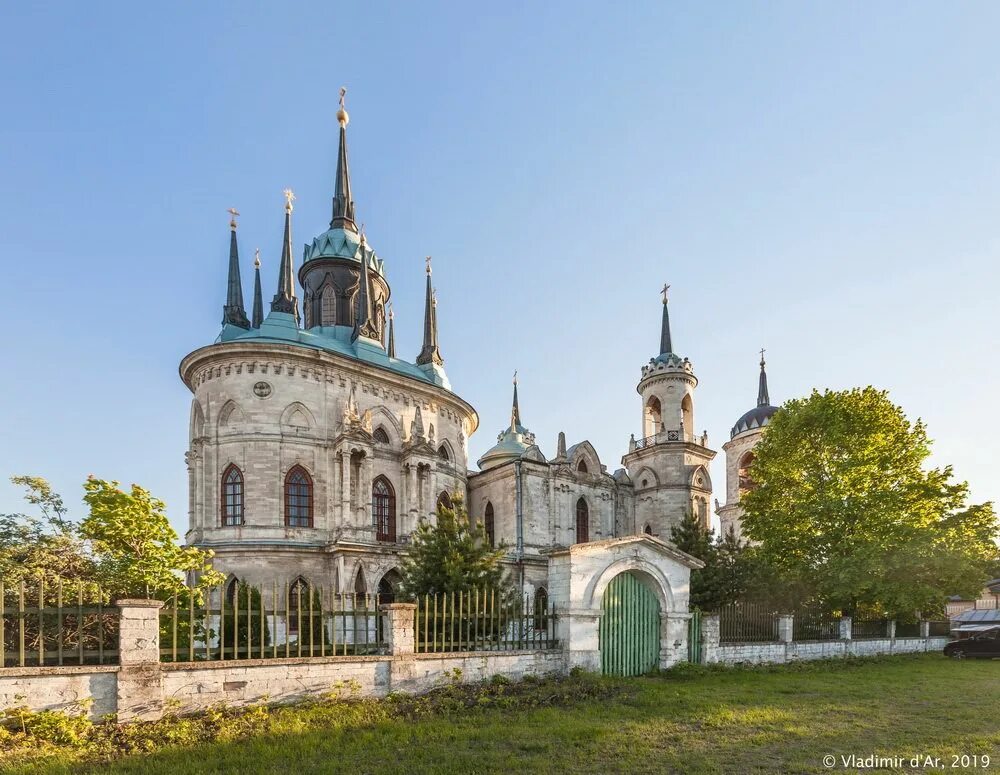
[271,189,299,325]
[661,283,670,304]
[228,207,240,231]
[759,347,766,367]
[416,257,443,366]
[283,188,295,213]
[251,248,264,328]
[511,371,521,430]
[337,86,349,127]
[254,247,261,269]
[513,369,518,385]
[757,349,770,407]
[659,283,673,355]
[425,255,432,275]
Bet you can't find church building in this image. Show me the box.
[179,92,774,603]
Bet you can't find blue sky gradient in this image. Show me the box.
[1,2,997,533]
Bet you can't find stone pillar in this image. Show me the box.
[381,603,416,656]
[919,620,931,638]
[777,614,794,644]
[556,608,602,672]
[116,600,164,722]
[839,617,852,641]
[700,613,720,664]
[887,620,897,639]
[661,612,691,668]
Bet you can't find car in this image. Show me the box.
[944,627,1000,659]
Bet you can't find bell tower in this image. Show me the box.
[622,286,716,535]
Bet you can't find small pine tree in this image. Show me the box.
[400,494,508,599]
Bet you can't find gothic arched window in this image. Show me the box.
[437,491,453,511]
[437,443,451,461]
[320,284,336,326]
[373,426,390,444]
[484,501,495,548]
[738,452,755,494]
[644,524,653,535]
[221,464,244,527]
[645,396,662,437]
[534,587,548,628]
[577,459,589,474]
[288,577,309,635]
[284,466,313,528]
[372,476,396,542]
[575,498,589,544]
[225,577,240,605]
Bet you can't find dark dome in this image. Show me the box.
[731,404,779,439]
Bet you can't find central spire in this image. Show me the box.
[416,257,443,366]
[757,349,770,406]
[659,283,672,355]
[510,371,521,429]
[271,189,300,325]
[330,87,358,233]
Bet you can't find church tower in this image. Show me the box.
[717,353,779,540]
[622,286,716,534]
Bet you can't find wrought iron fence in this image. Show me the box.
[160,581,382,663]
[851,617,891,639]
[717,602,780,643]
[792,611,840,641]
[413,589,556,653]
[894,621,921,638]
[1,578,118,667]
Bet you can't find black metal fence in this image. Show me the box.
[792,611,840,641]
[894,621,921,638]
[851,617,891,640]
[413,589,556,653]
[1,579,118,667]
[717,602,780,643]
[160,582,382,663]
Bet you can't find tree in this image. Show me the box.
[741,387,998,616]
[669,512,757,610]
[81,477,222,599]
[399,494,507,599]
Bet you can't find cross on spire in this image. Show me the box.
[283,188,295,212]
[228,208,240,231]
[661,283,670,303]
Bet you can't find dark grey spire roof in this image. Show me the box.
[330,95,357,232]
[511,374,521,428]
[222,220,250,329]
[416,259,443,366]
[251,250,264,329]
[757,353,770,406]
[387,304,396,358]
[659,294,672,356]
[270,195,300,325]
[731,354,778,438]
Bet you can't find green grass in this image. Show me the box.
[3,654,999,774]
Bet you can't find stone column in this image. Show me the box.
[700,613,720,664]
[777,614,794,644]
[839,617,852,640]
[381,603,416,656]
[116,600,164,722]
[887,620,897,640]
[556,608,603,672]
[661,612,691,668]
[919,620,931,638]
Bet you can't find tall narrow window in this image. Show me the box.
[534,587,548,629]
[288,577,308,635]
[320,284,336,326]
[738,452,755,494]
[438,443,450,461]
[284,466,313,527]
[575,498,589,544]
[577,459,589,474]
[484,502,495,548]
[372,476,396,542]
[437,491,453,511]
[373,426,390,444]
[221,464,244,526]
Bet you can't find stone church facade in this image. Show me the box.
[179,95,775,604]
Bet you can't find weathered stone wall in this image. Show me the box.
[0,667,117,720]
[713,637,950,665]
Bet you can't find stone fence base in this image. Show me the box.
[713,636,950,665]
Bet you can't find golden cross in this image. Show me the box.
[759,347,766,364]
[227,208,239,230]
[661,283,670,303]
[283,188,295,211]
[254,247,261,268]
[425,256,432,274]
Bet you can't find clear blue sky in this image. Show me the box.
[1,2,998,535]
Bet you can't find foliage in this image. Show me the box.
[669,512,760,610]
[221,584,271,653]
[399,494,508,599]
[741,387,999,617]
[80,477,223,600]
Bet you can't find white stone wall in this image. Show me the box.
[713,637,950,665]
[0,666,118,720]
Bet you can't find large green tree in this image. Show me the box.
[399,494,507,599]
[741,387,998,616]
[669,512,759,610]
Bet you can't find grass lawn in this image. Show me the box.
[3,654,999,774]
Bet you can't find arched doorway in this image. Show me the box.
[599,572,661,676]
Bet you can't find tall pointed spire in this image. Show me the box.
[330,87,358,232]
[510,371,521,430]
[416,257,443,366]
[352,228,379,342]
[757,349,770,406]
[387,303,396,358]
[222,209,250,329]
[271,189,300,325]
[659,283,672,355]
[251,248,264,328]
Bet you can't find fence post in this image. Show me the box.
[887,620,896,640]
[700,613,720,664]
[838,616,852,641]
[116,599,164,722]
[381,603,416,656]
[919,620,930,639]
[777,614,794,644]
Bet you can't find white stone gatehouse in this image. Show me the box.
[544,535,704,674]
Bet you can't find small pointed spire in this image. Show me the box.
[510,371,521,430]
[659,283,672,355]
[251,248,264,328]
[416,257,443,366]
[556,431,568,460]
[270,189,300,325]
[222,209,250,329]
[757,348,770,406]
[330,87,358,232]
[352,228,380,342]
[387,303,396,358]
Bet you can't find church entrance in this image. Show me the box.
[599,571,661,676]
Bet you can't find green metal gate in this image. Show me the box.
[688,609,703,664]
[599,572,661,676]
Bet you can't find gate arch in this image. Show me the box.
[599,571,661,676]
